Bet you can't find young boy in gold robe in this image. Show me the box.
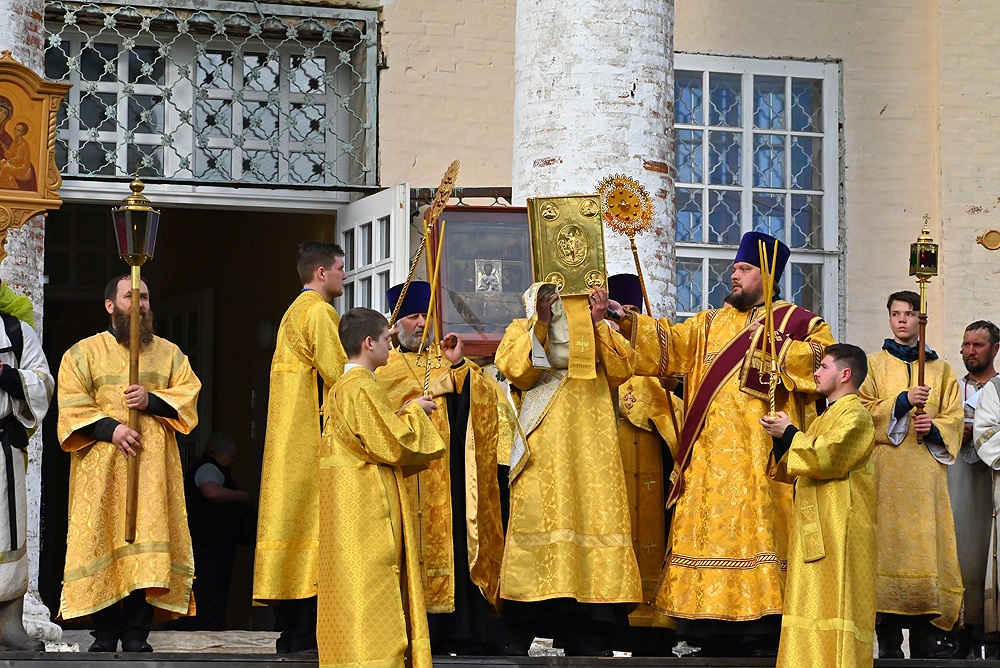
[317,307,445,668]
[859,290,963,659]
[761,344,876,668]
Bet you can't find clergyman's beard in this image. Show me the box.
[728,286,763,311]
[397,328,424,352]
[112,306,155,347]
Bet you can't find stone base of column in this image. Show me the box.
[24,588,61,643]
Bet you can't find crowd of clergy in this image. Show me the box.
[15,230,1000,668]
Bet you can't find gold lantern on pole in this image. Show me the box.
[111,178,160,544]
[908,215,938,441]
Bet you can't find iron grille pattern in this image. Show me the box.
[44,0,378,187]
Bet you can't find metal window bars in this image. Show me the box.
[44,0,378,188]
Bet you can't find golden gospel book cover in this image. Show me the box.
[527,194,608,296]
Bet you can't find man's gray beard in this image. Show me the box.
[727,288,763,312]
[397,328,423,351]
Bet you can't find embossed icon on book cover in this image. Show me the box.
[475,259,503,294]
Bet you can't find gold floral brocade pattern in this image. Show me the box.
[318,367,445,668]
[627,304,834,621]
[859,350,964,631]
[375,351,504,612]
[495,317,641,603]
[57,332,201,618]
[775,394,877,668]
[255,290,345,602]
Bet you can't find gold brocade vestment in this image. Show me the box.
[375,350,504,611]
[859,349,964,631]
[57,332,201,618]
[625,303,833,620]
[317,366,445,668]
[495,313,641,603]
[774,393,876,668]
[255,290,346,602]
[617,376,681,628]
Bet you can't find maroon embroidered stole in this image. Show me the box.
[666,303,819,508]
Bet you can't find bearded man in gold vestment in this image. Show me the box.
[761,343,876,668]
[254,241,347,653]
[615,231,834,657]
[57,276,201,652]
[859,290,963,659]
[495,283,641,656]
[375,281,505,655]
[317,307,444,668]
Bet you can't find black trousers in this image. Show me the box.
[91,590,154,643]
[273,596,317,653]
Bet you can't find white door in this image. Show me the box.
[336,184,411,314]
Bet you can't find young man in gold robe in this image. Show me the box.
[607,273,679,655]
[317,307,444,668]
[613,231,834,656]
[495,282,641,656]
[859,290,963,659]
[254,241,347,653]
[761,343,876,668]
[57,276,201,652]
[376,281,505,655]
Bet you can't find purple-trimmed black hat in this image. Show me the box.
[607,274,644,314]
[386,281,431,319]
[734,231,790,282]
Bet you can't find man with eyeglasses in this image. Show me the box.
[858,290,963,659]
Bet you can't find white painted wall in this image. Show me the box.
[511,0,676,316]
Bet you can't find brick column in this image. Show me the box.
[511,0,676,317]
[0,0,61,644]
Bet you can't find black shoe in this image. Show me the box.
[876,621,904,659]
[88,638,118,652]
[121,639,153,653]
[911,627,955,659]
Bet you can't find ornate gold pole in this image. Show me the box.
[112,179,160,544]
[389,161,459,326]
[909,215,939,444]
[758,239,780,417]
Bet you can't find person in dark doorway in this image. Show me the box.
[181,432,254,631]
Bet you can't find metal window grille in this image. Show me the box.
[674,54,841,332]
[44,0,378,187]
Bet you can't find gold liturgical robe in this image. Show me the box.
[625,302,833,620]
[57,332,200,618]
[495,303,641,603]
[617,376,681,628]
[317,366,445,668]
[774,393,876,668]
[859,349,963,631]
[375,350,504,611]
[255,289,345,602]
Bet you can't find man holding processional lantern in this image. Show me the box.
[858,221,963,659]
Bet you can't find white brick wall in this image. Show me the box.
[378,0,516,189]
